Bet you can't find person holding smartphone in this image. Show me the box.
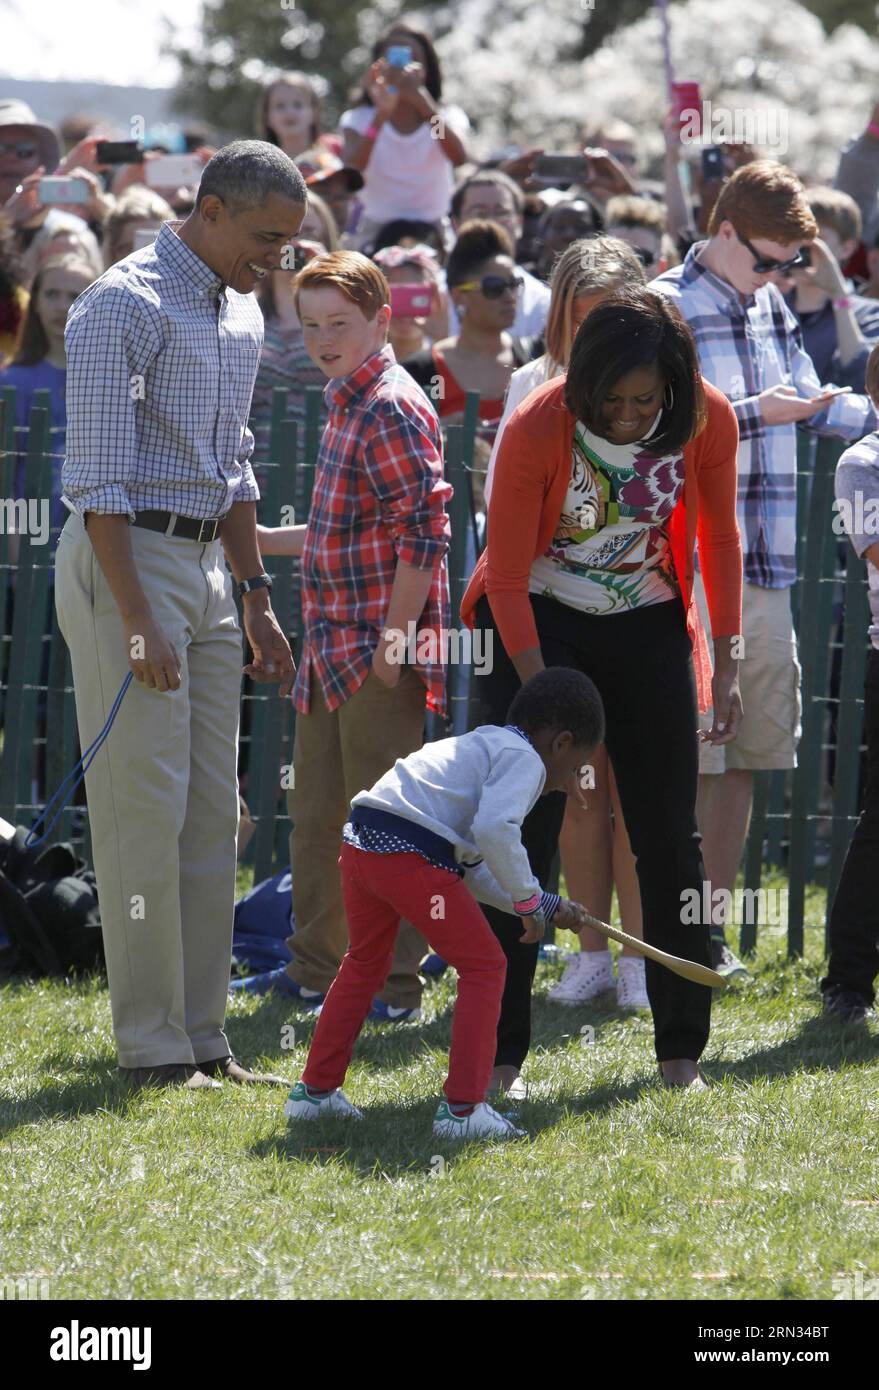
[400,219,535,442]
[776,188,879,393]
[372,241,444,362]
[339,25,469,251]
[653,160,879,980]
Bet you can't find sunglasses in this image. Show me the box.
[736,229,806,275]
[0,140,40,160]
[453,274,523,299]
[630,245,657,268]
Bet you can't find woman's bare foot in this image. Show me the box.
[660,1058,707,1090]
[490,1064,521,1094]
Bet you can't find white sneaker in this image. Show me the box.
[284,1081,363,1120]
[433,1100,526,1140]
[547,949,613,1005]
[616,955,650,1011]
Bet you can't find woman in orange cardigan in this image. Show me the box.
[461,287,743,1091]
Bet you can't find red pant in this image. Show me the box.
[302,844,507,1104]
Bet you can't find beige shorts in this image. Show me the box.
[695,573,802,774]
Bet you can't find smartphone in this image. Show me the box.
[385,44,412,68]
[671,80,702,133]
[132,226,161,250]
[532,154,591,187]
[95,139,143,165]
[701,145,725,182]
[37,176,90,206]
[390,283,433,318]
[815,386,853,399]
[145,154,202,189]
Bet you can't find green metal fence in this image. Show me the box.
[0,387,871,956]
[741,433,870,955]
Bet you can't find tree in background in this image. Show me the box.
[169,0,879,175]
[434,0,879,175]
[167,0,438,137]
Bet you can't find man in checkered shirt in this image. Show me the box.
[654,161,878,978]
[234,252,452,1020]
[57,142,305,1091]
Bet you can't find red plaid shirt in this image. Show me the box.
[293,345,451,715]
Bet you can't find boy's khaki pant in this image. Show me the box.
[286,665,429,1008]
[55,512,242,1069]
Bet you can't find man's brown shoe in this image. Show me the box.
[120,1063,222,1091]
[201,1055,288,1086]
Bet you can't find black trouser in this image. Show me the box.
[822,647,879,1005]
[474,593,713,1067]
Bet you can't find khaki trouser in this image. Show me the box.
[286,665,429,1008]
[55,511,241,1068]
[695,573,802,773]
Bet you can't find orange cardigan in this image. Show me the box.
[461,376,743,714]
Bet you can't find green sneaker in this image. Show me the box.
[284,1080,363,1121]
[433,1100,525,1140]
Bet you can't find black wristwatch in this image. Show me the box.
[238,573,273,597]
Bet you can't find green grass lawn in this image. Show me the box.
[1,875,877,1301]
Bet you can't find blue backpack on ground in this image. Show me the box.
[231,869,294,974]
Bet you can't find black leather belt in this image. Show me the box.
[131,510,224,542]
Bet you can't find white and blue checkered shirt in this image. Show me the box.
[62,220,263,521]
[654,242,878,589]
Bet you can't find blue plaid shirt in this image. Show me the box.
[62,221,263,520]
[654,242,878,588]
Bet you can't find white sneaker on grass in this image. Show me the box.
[547,948,613,1005]
[433,1101,525,1141]
[616,955,650,1011]
[284,1080,363,1121]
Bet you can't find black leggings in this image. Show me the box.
[823,647,879,1004]
[474,592,712,1067]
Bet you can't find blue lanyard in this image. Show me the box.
[26,673,133,849]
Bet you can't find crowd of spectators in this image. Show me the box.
[4,19,879,1025]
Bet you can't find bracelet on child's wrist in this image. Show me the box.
[514,893,541,916]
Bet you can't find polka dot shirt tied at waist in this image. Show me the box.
[343,724,561,921]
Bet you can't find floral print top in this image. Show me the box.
[528,413,684,615]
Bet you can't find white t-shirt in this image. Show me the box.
[447,264,551,342]
[485,354,561,505]
[340,103,470,224]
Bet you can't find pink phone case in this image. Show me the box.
[390,284,432,318]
